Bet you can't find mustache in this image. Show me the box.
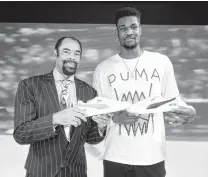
[62,60,78,65]
[125,36,135,39]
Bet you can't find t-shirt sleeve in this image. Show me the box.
[161,56,180,99]
[93,66,104,97]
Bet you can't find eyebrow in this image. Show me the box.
[62,48,70,51]
[119,24,126,28]
[62,48,81,53]
[131,23,139,26]
[119,23,139,27]
[75,50,81,54]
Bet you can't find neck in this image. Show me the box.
[63,74,73,80]
[119,45,142,59]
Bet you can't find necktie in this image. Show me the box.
[60,80,73,109]
[60,80,74,141]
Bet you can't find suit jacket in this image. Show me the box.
[13,71,105,177]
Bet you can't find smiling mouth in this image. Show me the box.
[63,61,77,67]
[125,38,135,41]
[65,64,76,69]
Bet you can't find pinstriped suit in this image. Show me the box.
[13,71,105,177]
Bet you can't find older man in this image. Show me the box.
[13,36,108,177]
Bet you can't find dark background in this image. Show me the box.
[0,1,208,25]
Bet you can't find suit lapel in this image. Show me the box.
[74,76,85,102]
[41,71,64,133]
[41,71,60,114]
[69,77,87,141]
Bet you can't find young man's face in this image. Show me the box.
[117,16,142,49]
[55,38,81,76]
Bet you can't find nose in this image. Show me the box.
[125,28,134,36]
[67,57,76,62]
[66,56,76,62]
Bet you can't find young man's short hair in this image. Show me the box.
[114,7,141,25]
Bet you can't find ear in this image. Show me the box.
[114,29,118,36]
[54,50,58,57]
[139,25,142,36]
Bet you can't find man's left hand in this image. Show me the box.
[92,114,111,130]
[164,105,196,127]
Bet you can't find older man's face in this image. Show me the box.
[56,38,81,76]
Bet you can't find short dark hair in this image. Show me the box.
[55,36,82,55]
[114,7,141,26]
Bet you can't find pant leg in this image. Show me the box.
[134,161,166,177]
[126,165,136,177]
[103,160,128,177]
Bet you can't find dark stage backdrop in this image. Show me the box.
[0,23,208,140]
[0,2,208,25]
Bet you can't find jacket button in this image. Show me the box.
[62,160,67,167]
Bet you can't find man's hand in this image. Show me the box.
[53,107,87,127]
[92,114,110,130]
[112,110,138,125]
[164,105,196,127]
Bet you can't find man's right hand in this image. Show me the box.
[112,110,139,125]
[53,107,87,127]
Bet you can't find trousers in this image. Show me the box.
[103,160,166,177]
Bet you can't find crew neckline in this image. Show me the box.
[118,50,145,61]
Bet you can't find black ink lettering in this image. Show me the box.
[149,113,154,133]
[149,83,153,97]
[124,124,134,136]
[121,90,146,104]
[120,113,155,136]
[135,68,148,81]
[114,88,120,101]
[108,74,116,86]
[119,124,122,135]
[151,69,160,81]
[120,72,129,81]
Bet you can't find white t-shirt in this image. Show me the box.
[93,50,179,165]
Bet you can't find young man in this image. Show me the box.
[93,7,196,177]
[13,36,109,177]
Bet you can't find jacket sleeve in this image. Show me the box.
[13,79,58,145]
[86,117,106,145]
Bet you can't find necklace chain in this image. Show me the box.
[121,50,143,78]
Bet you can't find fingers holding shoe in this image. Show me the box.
[53,107,87,127]
[112,110,139,125]
[164,104,196,127]
[92,114,110,129]
[164,111,188,127]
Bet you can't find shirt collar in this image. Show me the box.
[53,67,75,83]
